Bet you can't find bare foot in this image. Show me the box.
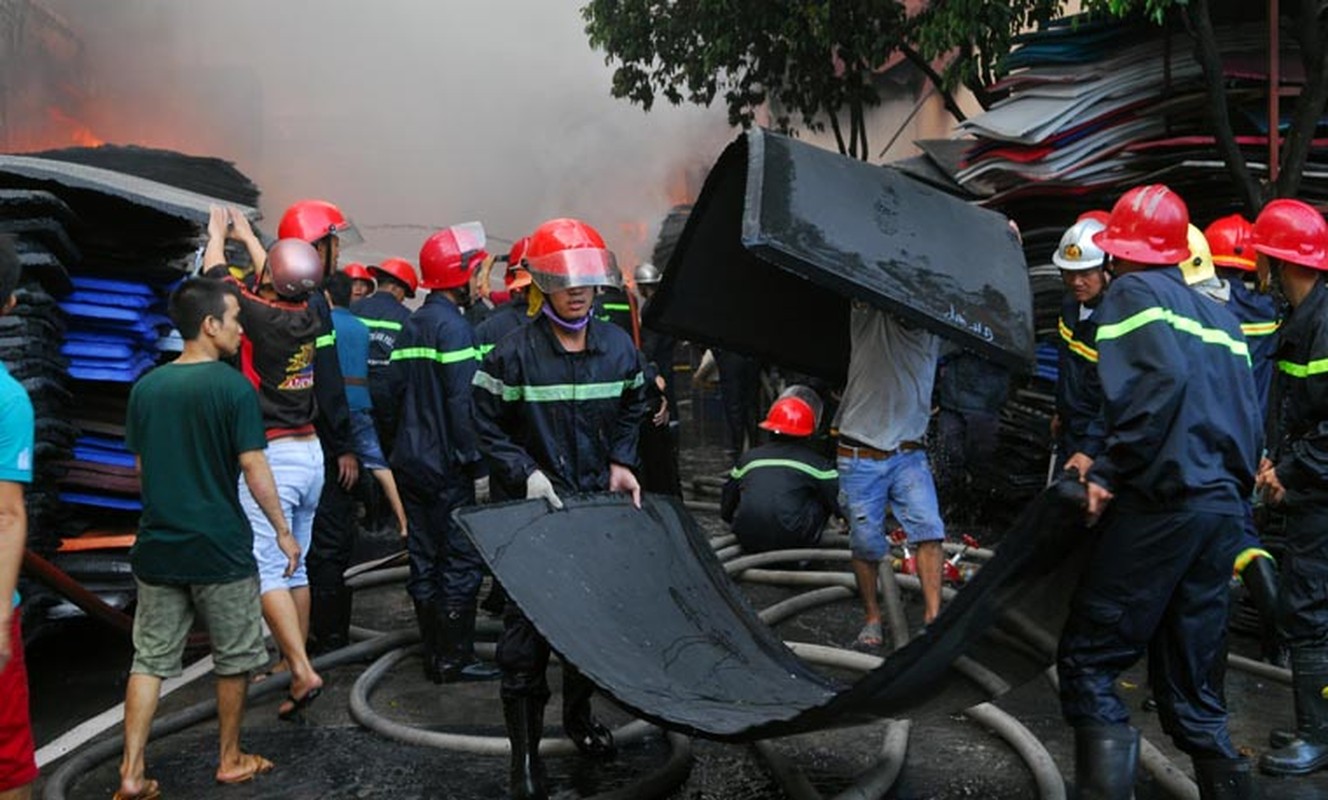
[250,659,289,684]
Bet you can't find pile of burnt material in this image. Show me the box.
[0,145,260,630]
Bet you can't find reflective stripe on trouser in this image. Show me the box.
[1057,509,1241,758]
[1277,503,1328,648]
[402,479,484,608]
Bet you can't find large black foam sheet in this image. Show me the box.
[456,488,1090,741]
[644,128,1034,382]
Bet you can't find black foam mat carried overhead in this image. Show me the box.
[645,128,1034,382]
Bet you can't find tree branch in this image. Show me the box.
[1278,11,1328,198]
[1186,0,1263,213]
[899,43,968,123]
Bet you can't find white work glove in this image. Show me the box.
[525,469,564,510]
[474,476,491,505]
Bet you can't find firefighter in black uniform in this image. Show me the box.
[1252,199,1328,776]
[721,386,838,553]
[1058,185,1260,798]
[389,225,500,684]
[473,217,647,800]
[1050,215,1109,478]
[351,257,418,450]
[474,237,534,371]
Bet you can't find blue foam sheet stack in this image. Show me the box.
[55,275,185,514]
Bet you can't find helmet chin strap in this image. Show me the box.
[541,303,590,331]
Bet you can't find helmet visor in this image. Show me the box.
[451,221,487,253]
[527,248,622,292]
[776,385,823,430]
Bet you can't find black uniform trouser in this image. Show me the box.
[715,350,760,459]
[1057,508,1241,759]
[496,600,596,704]
[307,447,357,592]
[402,479,483,609]
[638,417,682,496]
[1278,503,1328,648]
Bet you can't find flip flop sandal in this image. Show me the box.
[112,779,161,800]
[277,686,323,721]
[216,754,275,785]
[852,621,884,651]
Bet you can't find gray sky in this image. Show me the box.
[41,0,735,267]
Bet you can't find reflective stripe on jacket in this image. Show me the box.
[1086,268,1259,514]
[388,293,483,491]
[1272,277,1328,503]
[473,315,647,495]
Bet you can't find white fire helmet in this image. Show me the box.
[1052,219,1107,271]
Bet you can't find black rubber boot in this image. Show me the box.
[503,697,549,800]
[481,580,510,617]
[1261,647,1328,776]
[440,604,501,683]
[1193,757,1256,800]
[1241,556,1288,667]
[1073,724,1138,800]
[309,586,353,655]
[412,599,444,684]
[562,667,616,759]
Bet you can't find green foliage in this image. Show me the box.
[1083,0,1184,26]
[581,1,1082,148]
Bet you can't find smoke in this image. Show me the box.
[38,0,735,266]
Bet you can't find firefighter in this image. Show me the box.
[387,226,500,685]
[1050,215,1109,478]
[1058,184,1260,797]
[1251,199,1328,776]
[1180,222,1285,667]
[633,262,681,497]
[474,236,534,368]
[342,262,376,304]
[273,199,361,655]
[721,386,839,553]
[472,217,646,800]
[351,257,418,451]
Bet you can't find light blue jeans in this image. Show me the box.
[238,437,324,593]
[837,449,944,561]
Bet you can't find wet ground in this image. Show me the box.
[24,406,1328,799]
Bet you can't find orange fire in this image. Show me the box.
[616,220,651,281]
[45,107,105,147]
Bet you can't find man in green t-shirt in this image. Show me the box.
[115,278,300,799]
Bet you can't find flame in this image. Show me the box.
[45,107,105,147]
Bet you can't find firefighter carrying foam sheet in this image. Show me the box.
[472,217,647,800]
[1050,215,1109,479]
[1057,184,1261,798]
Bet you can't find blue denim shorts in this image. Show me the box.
[350,409,389,471]
[837,449,944,561]
[238,437,324,593]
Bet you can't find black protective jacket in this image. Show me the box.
[1272,277,1328,505]
[1055,293,1107,458]
[350,290,412,427]
[388,293,484,492]
[473,315,647,495]
[474,298,529,357]
[720,439,839,552]
[1086,268,1260,514]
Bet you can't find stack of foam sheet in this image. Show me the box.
[0,147,260,625]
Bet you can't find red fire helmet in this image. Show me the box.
[341,262,375,283]
[1251,199,1328,270]
[758,385,823,438]
[1093,185,1191,265]
[266,239,323,299]
[525,218,621,293]
[1204,214,1257,272]
[419,229,472,290]
[370,258,419,297]
[277,199,361,245]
